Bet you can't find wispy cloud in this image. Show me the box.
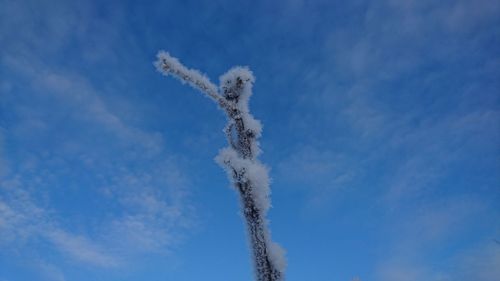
[36,262,66,281]
[279,0,500,206]
[376,241,500,281]
[0,0,196,273]
[0,59,195,260]
[0,71,194,272]
[276,145,355,210]
[269,3,499,278]
[374,195,499,281]
[46,230,120,268]
[0,181,119,268]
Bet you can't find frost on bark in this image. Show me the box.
[155,51,286,281]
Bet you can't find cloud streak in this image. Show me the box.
[0,1,196,273]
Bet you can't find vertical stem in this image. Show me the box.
[228,104,282,281]
[237,180,282,281]
[156,53,284,280]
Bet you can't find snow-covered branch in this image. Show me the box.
[155,51,286,281]
[215,147,271,214]
[154,51,222,103]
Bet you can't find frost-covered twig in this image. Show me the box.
[155,51,286,281]
[155,51,222,104]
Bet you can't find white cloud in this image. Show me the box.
[374,196,498,281]
[37,262,66,281]
[0,189,117,268]
[457,243,500,281]
[46,229,120,268]
[0,129,9,178]
[0,7,196,274]
[376,241,500,281]
[0,176,120,268]
[276,145,355,212]
[0,73,194,270]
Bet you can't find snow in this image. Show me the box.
[220,67,255,113]
[155,51,285,280]
[268,241,287,273]
[244,160,271,213]
[243,114,263,138]
[216,148,272,214]
[219,66,255,100]
[215,147,271,213]
[154,51,220,102]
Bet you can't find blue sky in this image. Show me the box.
[1,0,499,280]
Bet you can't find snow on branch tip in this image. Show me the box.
[154,51,286,280]
[154,51,220,102]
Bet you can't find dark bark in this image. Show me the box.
[156,53,284,281]
[236,177,283,281]
[225,83,282,281]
